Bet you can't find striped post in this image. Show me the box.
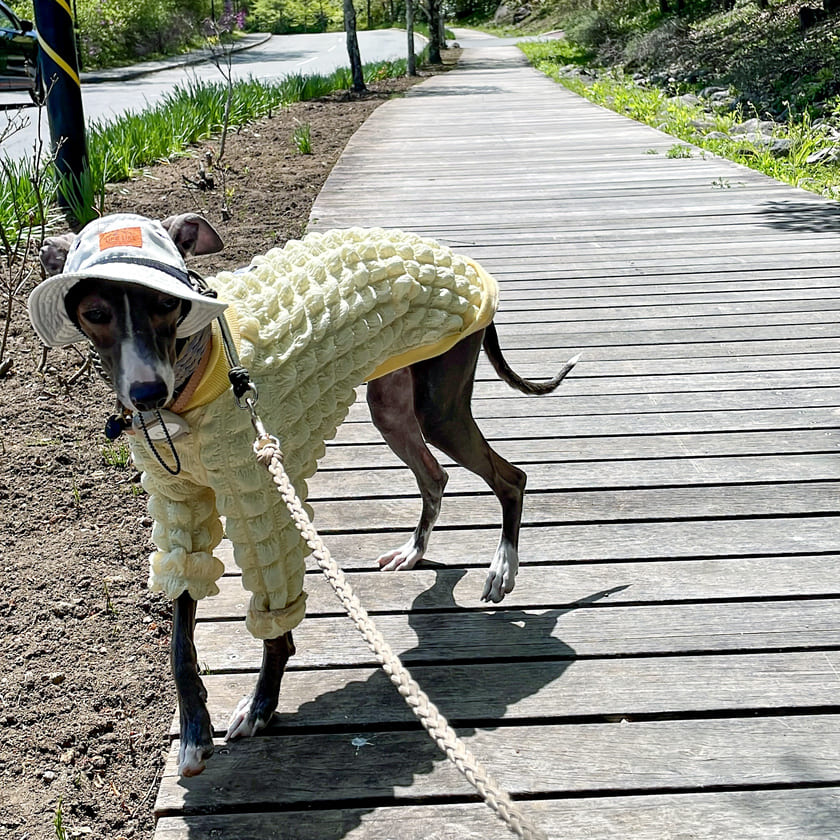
[32,0,88,214]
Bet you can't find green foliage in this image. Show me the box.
[248,0,341,32]
[53,797,67,840]
[101,440,132,469]
[0,54,422,245]
[75,0,214,69]
[292,120,313,153]
[521,39,840,200]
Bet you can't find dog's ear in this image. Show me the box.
[39,233,78,277]
[161,213,224,258]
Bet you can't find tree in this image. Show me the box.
[406,0,416,76]
[426,0,443,63]
[344,0,366,92]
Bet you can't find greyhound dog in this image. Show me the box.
[30,212,577,776]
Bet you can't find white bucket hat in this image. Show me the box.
[28,214,228,347]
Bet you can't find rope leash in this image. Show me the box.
[208,302,549,840]
[251,430,548,840]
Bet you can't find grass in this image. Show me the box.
[0,52,426,242]
[292,120,313,154]
[101,440,132,469]
[520,39,840,200]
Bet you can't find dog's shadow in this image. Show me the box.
[181,567,622,838]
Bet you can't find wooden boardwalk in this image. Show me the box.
[154,36,840,839]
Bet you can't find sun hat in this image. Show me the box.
[28,213,228,347]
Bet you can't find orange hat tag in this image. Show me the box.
[99,227,143,251]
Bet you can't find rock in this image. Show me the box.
[768,138,792,156]
[668,93,700,107]
[689,118,717,132]
[806,146,840,164]
[732,117,778,135]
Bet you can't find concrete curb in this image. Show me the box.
[80,32,273,84]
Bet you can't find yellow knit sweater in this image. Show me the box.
[131,228,498,639]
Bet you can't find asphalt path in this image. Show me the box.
[0,29,423,163]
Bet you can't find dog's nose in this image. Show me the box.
[130,381,170,412]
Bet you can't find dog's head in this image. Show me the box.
[29,213,226,412]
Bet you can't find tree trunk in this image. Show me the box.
[427,0,442,64]
[406,0,416,77]
[343,0,366,92]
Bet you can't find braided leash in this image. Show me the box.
[251,431,548,840]
[207,298,548,839]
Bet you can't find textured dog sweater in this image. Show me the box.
[131,227,499,639]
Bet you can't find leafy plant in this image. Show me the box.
[53,796,67,840]
[666,144,692,158]
[292,120,312,154]
[101,440,132,468]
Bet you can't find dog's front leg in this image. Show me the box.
[225,631,296,740]
[171,592,215,776]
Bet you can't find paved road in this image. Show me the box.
[0,29,422,163]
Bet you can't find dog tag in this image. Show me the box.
[132,410,191,441]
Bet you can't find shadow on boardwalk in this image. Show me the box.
[175,568,619,839]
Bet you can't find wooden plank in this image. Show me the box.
[464,370,840,397]
[329,406,840,443]
[342,388,840,423]
[154,788,840,840]
[193,599,840,672]
[154,715,840,814]
[307,454,840,498]
[243,516,839,571]
[310,483,840,532]
[319,429,840,468]
[182,651,840,736]
[208,554,840,618]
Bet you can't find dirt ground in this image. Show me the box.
[0,62,448,840]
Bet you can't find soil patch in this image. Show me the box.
[0,59,453,840]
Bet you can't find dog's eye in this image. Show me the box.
[155,296,181,316]
[80,306,112,325]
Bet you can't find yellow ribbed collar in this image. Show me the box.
[177,307,241,413]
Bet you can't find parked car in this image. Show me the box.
[0,0,41,102]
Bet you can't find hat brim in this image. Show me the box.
[28,262,228,348]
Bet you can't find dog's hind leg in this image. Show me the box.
[367,368,449,571]
[411,333,527,603]
[225,631,296,740]
[172,592,215,776]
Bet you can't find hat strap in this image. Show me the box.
[89,253,195,291]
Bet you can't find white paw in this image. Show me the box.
[377,539,424,571]
[224,694,269,741]
[178,742,212,777]
[481,541,519,603]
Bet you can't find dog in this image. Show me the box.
[30,212,577,777]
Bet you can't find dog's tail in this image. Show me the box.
[482,322,580,395]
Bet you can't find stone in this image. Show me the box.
[806,146,840,164]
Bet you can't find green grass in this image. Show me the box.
[520,39,840,200]
[0,52,425,243]
[292,121,313,154]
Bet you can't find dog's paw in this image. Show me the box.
[178,740,214,777]
[481,542,519,603]
[377,539,424,572]
[225,694,271,741]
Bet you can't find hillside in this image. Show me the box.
[491,0,840,119]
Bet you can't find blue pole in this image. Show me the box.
[32,0,88,214]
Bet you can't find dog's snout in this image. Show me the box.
[130,381,170,412]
